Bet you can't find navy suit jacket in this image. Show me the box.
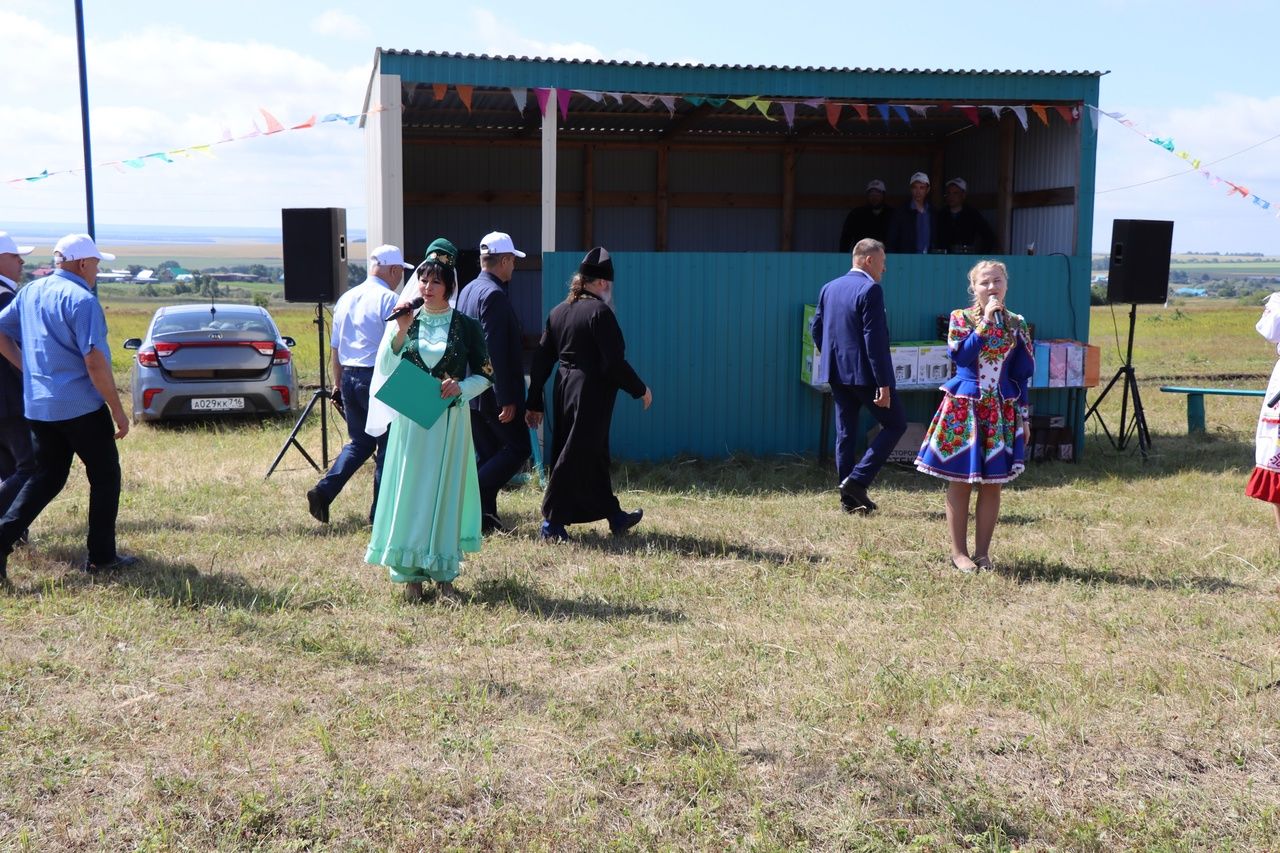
[811,268,894,389]
[455,270,525,416]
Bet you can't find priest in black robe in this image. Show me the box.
[526,248,652,542]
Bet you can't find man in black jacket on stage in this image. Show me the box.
[455,231,532,535]
[526,248,652,543]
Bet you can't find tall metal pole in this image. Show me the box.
[74,0,96,239]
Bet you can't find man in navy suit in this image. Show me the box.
[811,238,907,513]
[455,231,532,534]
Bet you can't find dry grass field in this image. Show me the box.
[1,301,1278,850]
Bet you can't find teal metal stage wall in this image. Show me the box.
[539,253,1089,461]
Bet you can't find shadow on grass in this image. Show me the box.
[467,574,685,623]
[548,527,824,566]
[1,546,330,612]
[1001,556,1246,592]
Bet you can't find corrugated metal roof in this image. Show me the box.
[382,50,1104,78]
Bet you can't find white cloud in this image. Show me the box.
[470,9,648,62]
[311,9,371,40]
[1092,94,1280,253]
[0,10,369,230]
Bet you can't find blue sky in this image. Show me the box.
[5,0,1280,252]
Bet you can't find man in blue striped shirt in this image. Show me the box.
[0,234,136,580]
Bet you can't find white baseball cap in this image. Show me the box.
[909,172,931,187]
[368,244,414,269]
[0,233,34,256]
[946,177,968,193]
[53,233,115,261]
[479,231,527,259]
[866,179,886,193]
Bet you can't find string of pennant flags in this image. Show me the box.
[4,106,383,185]
[8,88,1274,225]
[1087,105,1280,221]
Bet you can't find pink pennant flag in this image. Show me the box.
[825,102,842,129]
[292,115,317,129]
[1031,105,1049,126]
[218,127,233,144]
[1053,105,1075,123]
[657,95,676,116]
[852,103,869,122]
[238,122,262,140]
[432,83,447,101]
[259,109,285,134]
[511,87,528,114]
[457,85,473,112]
[781,101,796,128]
[630,93,656,108]
[956,105,980,126]
[557,88,571,120]
[534,87,552,116]
[1010,106,1028,130]
[754,99,775,120]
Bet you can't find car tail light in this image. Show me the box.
[250,341,276,357]
[271,345,291,365]
[154,341,180,357]
[137,347,159,368]
[271,385,290,406]
[142,388,163,408]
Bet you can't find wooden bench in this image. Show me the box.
[1158,386,1265,434]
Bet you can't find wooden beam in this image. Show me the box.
[997,114,1016,253]
[582,144,594,251]
[781,145,796,251]
[541,101,557,252]
[656,145,669,252]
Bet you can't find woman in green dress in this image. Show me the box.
[365,241,493,602]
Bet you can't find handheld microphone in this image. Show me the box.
[385,296,424,322]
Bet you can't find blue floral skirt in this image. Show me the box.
[915,391,1026,484]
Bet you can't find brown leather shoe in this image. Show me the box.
[403,582,424,602]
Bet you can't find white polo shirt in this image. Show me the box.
[330,275,399,367]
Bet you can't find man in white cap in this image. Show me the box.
[0,233,37,539]
[454,231,531,534]
[887,172,937,254]
[937,177,999,254]
[0,234,135,580]
[306,244,411,525]
[839,179,893,253]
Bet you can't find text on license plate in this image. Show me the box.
[191,397,245,411]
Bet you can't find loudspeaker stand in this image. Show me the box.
[265,302,335,478]
[1084,303,1152,458]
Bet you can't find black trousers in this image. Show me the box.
[470,407,532,518]
[0,405,121,563]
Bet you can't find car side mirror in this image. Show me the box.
[123,338,142,350]
[282,336,296,348]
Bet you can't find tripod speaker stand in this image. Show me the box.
[265,302,335,477]
[1084,303,1152,457]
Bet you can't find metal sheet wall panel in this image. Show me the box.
[1011,205,1074,258]
[666,209,783,252]
[595,207,657,251]
[595,149,656,192]
[793,209,846,253]
[942,124,1000,191]
[1015,120,1078,193]
[670,149,781,193]
[538,252,1090,461]
[793,150,921,197]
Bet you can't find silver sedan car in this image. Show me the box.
[123,304,297,422]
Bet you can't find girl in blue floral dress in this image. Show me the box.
[915,260,1035,573]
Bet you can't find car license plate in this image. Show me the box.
[191,397,245,411]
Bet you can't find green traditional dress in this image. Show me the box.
[365,308,492,584]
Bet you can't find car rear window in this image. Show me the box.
[154,312,274,337]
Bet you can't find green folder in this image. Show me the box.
[373,358,456,430]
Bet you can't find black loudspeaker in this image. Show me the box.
[1106,219,1174,305]
[282,208,348,303]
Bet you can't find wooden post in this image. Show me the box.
[656,145,669,252]
[541,93,558,253]
[582,144,594,251]
[997,114,1016,254]
[781,145,796,251]
[365,72,404,248]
